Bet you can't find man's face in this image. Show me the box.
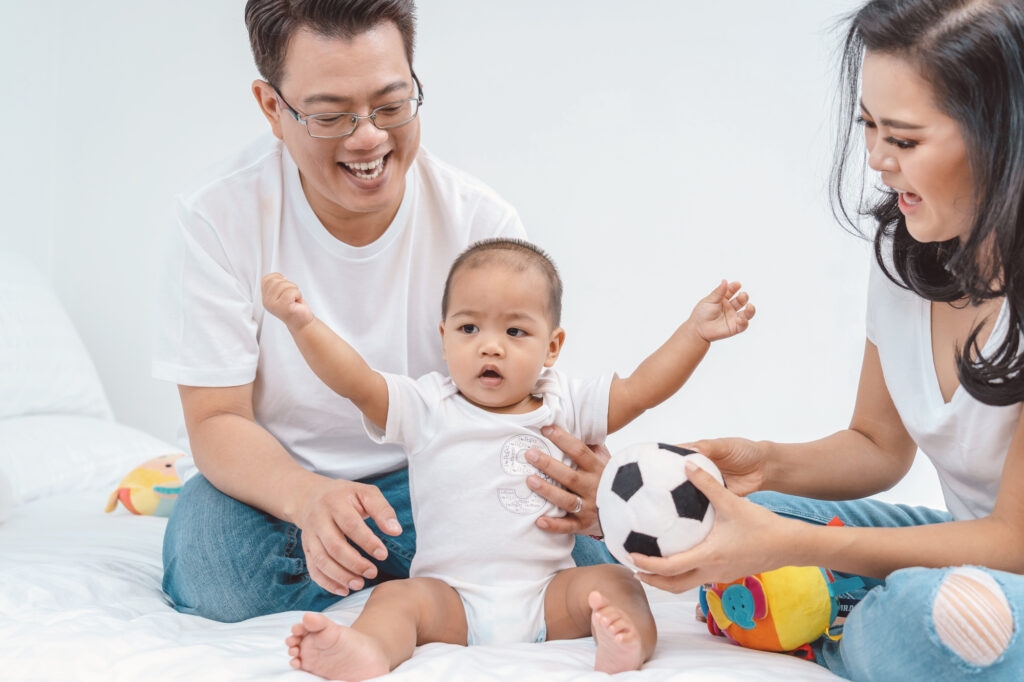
[256,23,420,236]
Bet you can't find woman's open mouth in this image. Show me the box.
[898,190,923,214]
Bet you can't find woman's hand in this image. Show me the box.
[525,425,609,537]
[684,436,771,497]
[632,463,799,593]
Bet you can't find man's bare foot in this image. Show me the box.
[284,612,390,681]
[588,591,645,674]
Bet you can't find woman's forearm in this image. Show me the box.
[761,428,915,500]
[790,515,1024,578]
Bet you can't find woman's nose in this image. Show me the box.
[866,137,897,173]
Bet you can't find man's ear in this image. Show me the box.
[544,327,566,367]
[252,80,285,140]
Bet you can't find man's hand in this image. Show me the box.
[294,476,403,596]
[525,425,610,537]
[689,279,755,343]
[262,273,314,331]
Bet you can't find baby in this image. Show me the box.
[263,238,755,680]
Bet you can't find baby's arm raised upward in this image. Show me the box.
[607,280,754,434]
[262,273,388,430]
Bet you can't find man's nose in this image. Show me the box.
[345,117,389,150]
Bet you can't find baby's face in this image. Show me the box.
[440,262,564,413]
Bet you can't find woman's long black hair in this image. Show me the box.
[831,0,1024,406]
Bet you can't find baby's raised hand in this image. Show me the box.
[262,273,314,331]
[689,280,755,342]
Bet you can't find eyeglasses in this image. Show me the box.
[274,73,424,139]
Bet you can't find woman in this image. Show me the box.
[528,0,1024,678]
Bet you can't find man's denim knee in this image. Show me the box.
[163,470,419,621]
[572,534,616,566]
[162,475,332,622]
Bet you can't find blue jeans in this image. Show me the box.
[163,468,612,622]
[751,492,1023,680]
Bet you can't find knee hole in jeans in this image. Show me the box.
[932,567,1013,666]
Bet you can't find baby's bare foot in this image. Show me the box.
[588,590,645,674]
[285,612,390,681]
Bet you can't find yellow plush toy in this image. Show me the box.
[104,453,184,517]
[698,518,869,659]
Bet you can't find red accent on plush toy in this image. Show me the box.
[104,453,184,517]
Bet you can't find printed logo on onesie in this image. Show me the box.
[497,434,553,515]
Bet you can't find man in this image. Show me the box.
[155,0,608,623]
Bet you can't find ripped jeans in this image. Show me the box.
[750,492,1022,681]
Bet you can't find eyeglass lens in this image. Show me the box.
[306,99,419,138]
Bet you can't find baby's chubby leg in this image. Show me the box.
[544,564,657,673]
[285,577,467,681]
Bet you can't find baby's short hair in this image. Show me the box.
[441,238,563,326]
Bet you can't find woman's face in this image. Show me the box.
[859,51,975,243]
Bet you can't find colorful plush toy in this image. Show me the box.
[104,453,184,517]
[698,518,866,656]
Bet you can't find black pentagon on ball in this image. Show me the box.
[657,442,697,457]
[611,461,643,502]
[623,531,662,557]
[671,480,710,520]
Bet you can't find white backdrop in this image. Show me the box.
[1,1,943,507]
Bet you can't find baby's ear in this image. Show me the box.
[438,322,446,358]
[545,327,566,367]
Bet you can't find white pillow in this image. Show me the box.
[0,415,182,505]
[0,468,12,522]
[0,251,113,420]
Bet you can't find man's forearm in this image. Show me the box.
[190,412,324,525]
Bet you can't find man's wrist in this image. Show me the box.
[279,468,325,526]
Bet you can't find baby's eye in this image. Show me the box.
[507,327,527,337]
[459,324,478,334]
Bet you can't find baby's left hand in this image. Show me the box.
[689,280,755,342]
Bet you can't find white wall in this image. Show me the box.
[0,1,943,508]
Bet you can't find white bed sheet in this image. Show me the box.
[0,490,842,682]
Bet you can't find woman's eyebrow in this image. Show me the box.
[859,99,925,130]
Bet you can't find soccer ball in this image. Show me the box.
[596,442,723,571]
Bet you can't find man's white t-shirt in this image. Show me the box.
[153,134,526,481]
[364,368,612,644]
[867,255,1022,520]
